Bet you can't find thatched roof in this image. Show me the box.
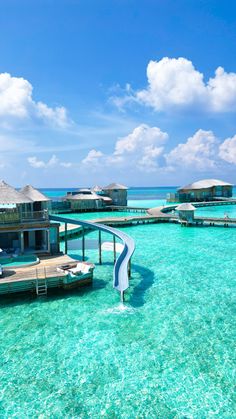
[20,185,50,202]
[66,192,101,201]
[103,183,128,190]
[178,179,232,191]
[0,180,32,204]
[176,203,196,211]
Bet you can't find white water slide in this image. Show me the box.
[50,215,135,300]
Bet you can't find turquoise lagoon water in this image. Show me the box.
[195,204,236,219]
[58,210,147,222]
[0,204,236,417]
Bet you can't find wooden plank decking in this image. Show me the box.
[0,254,76,284]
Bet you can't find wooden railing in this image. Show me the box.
[0,210,49,225]
[21,210,49,222]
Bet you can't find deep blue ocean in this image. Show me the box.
[40,186,236,201]
[40,186,177,201]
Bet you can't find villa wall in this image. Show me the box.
[69,199,104,211]
[177,185,232,202]
[104,189,127,206]
[178,210,195,222]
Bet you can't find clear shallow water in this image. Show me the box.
[58,210,146,222]
[0,214,235,417]
[195,204,236,218]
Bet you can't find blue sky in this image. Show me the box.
[0,0,236,187]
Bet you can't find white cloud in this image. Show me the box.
[28,154,72,169]
[112,124,167,171]
[139,145,164,172]
[207,67,236,112]
[116,57,236,113]
[165,129,218,170]
[0,72,70,127]
[114,124,167,155]
[83,124,168,172]
[219,135,236,164]
[82,149,104,165]
[137,57,205,110]
[36,102,69,128]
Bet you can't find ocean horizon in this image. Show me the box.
[39,185,236,201]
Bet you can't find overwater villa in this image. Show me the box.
[64,183,127,211]
[167,178,233,203]
[0,181,60,256]
[65,188,112,211]
[102,183,128,206]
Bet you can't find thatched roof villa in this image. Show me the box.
[20,184,51,211]
[103,183,128,206]
[0,181,59,255]
[0,180,32,206]
[65,189,109,211]
[167,179,233,203]
[64,183,127,210]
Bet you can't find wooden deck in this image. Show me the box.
[0,254,94,296]
[0,254,76,284]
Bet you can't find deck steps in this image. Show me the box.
[36,268,48,296]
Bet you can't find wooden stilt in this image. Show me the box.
[128,258,131,278]
[98,230,102,264]
[82,227,85,261]
[65,222,68,254]
[120,290,124,302]
[113,235,116,264]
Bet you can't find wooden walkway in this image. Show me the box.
[59,214,161,238]
[57,199,236,240]
[195,216,236,225]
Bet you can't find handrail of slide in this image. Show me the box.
[49,215,135,299]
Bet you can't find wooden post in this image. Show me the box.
[65,223,68,254]
[20,231,24,255]
[82,227,85,261]
[113,235,116,264]
[98,230,102,264]
[47,229,50,254]
[128,258,131,278]
[120,290,124,302]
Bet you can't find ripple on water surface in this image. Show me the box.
[0,221,235,417]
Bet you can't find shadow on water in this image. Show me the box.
[128,263,155,308]
[0,261,114,308]
[0,261,155,309]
